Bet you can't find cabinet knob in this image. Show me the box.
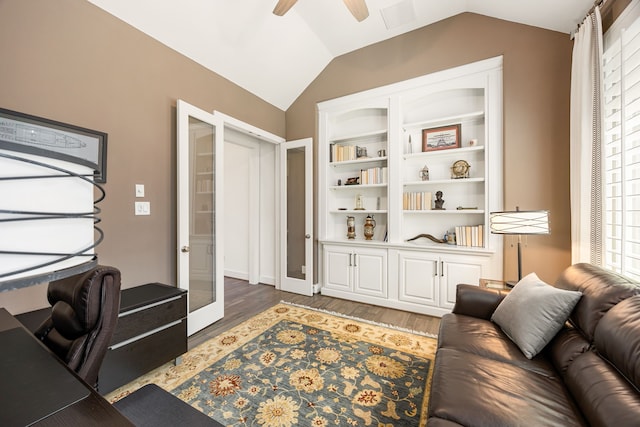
[181,246,190,253]
[305,234,311,239]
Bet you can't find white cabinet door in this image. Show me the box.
[353,247,387,298]
[324,245,386,297]
[397,251,438,306]
[440,256,486,309]
[324,245,353,291]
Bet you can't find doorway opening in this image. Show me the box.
[223,128,277,286]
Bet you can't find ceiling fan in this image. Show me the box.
[273,0,369,22]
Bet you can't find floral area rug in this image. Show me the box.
[107,302,437,426]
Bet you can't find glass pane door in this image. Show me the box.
[177,100,224,335]
[280,138,313,296]
[189,116,216,312]
[287,146,306,281]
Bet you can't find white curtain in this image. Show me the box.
[570,7,604,265]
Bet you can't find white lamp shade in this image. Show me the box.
[0,149,99,289]
[489,210,550,235]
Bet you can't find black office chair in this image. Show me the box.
[34,265,121,390]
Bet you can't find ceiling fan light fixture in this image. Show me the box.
[343,0,369,22]
[273,0,298,16]
[273,0,369,22]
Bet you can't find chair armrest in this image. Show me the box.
[452,284,508,320]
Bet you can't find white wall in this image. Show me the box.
[223,142,250,279]
[223,129,276,284]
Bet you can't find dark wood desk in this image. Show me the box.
[0,308,133,426]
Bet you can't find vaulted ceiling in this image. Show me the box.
[87,0,593,110]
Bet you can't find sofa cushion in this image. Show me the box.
[491,273,582,359]
[546,325,590,376]
[438,313,557,377]
[565,350,640,427]
[429,348,586,427]
[555,263,640,341]
[594,295,640,390]
[426,418,465,426]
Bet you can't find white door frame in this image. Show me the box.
[279,138,314,296]
[213,112,285,288]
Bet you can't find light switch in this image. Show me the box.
[135,201,150,215]
[135,184,145,198]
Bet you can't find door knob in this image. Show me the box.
[181,246,190,253]
[305,234,311,239]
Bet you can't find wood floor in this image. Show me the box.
[189,277,441,349]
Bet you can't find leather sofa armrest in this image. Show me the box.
[452,284,508,320]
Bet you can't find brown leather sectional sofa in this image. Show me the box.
[427,263,640,426]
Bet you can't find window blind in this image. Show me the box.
[603,10,640,280]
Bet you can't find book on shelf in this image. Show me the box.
[454,225,484,247]
[196,179,213,193]
[360,166,387,185]
[330,144,368,163]
[403,191,432,210]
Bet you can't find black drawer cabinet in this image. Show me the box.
[99,283,187,394]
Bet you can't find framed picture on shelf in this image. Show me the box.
[0,107,108,182]
[422,124,461,152]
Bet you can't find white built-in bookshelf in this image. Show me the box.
[318,57,504,317]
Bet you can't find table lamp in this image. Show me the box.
[489,207,550,286]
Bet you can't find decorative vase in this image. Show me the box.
[363,215,376,240]
[347,216,356,239]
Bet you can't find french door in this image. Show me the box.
[177,99,224,335]
[279,138,314,296]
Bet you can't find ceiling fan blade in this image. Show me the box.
[343,0,369,22]
[273,0,298,16]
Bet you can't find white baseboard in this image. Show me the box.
[224,269,248,280]
[225,270,275,286]
[260,276,275,285]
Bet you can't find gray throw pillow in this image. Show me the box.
[491,272,582,359]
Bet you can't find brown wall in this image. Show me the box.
[287,13,574,284]
[602,0,633,31]
[0,3,577,311]
[0,0,284,311]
